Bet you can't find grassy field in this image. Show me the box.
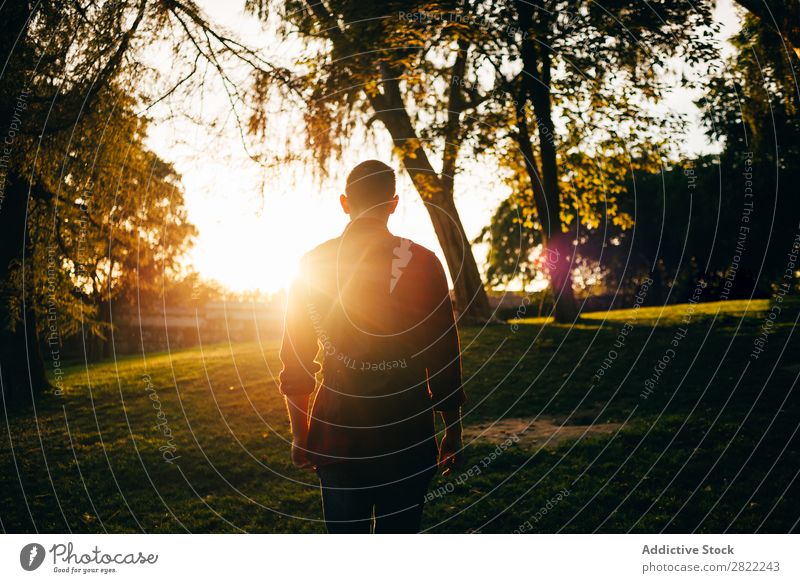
[2,298,799,533]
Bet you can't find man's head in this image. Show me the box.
[340,160,399,220]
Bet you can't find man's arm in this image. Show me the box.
[424,255,466,474]
[438,407,463,476]
[278,259,320,469]
[285,394,311,469]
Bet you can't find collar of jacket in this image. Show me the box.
[342,216,391,236]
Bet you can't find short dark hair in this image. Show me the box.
[345,160,395,207]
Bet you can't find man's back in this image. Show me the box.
[279,160,464,533]
[279,217,464,475]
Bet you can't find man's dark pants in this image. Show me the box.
[317,464,436,534]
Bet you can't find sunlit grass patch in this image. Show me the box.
[581,298,770,325]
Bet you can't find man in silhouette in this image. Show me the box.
[278,160,465,533]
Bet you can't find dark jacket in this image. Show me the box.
[278,217,464,473]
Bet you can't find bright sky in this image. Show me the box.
[144,0,744,295]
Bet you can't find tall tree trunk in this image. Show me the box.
[734,0,800,59]
[1,5,51,406]
[514,107,577,323]
[96,298,112,361]
[516,1,578,323]
[423,189,492,324]
[0,173,50,406]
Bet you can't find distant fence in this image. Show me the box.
[59,301,284,362]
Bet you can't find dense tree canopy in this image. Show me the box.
[481,6,800,308]
[0,0,282,403]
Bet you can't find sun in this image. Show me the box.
[186,185,350,294]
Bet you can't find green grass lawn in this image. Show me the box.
[2,298,798,533]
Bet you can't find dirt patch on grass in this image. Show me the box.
[463,416,622,450]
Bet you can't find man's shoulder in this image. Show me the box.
[393,237,438,263]
[300,233,441,271]
[408,242,446,275]
[300,236,343,264]
[389,238,446,288]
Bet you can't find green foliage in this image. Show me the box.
[17,89,196,341]
[475,196,541,289]
[701,13,800,158]
[461,0,716,289]
[1,0,282,368]
[476,0,716,220]
[247,1,490,177]
[484,5,800,301]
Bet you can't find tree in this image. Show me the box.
[475,195,542,292]
[733,0,800,59]
[0,0,286,404]
[70,127,198,362]
[482,2,800,309]
[246,0,497,322]
[466,0,717,320]
[699,11,800,294]
[514,0,717,319]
